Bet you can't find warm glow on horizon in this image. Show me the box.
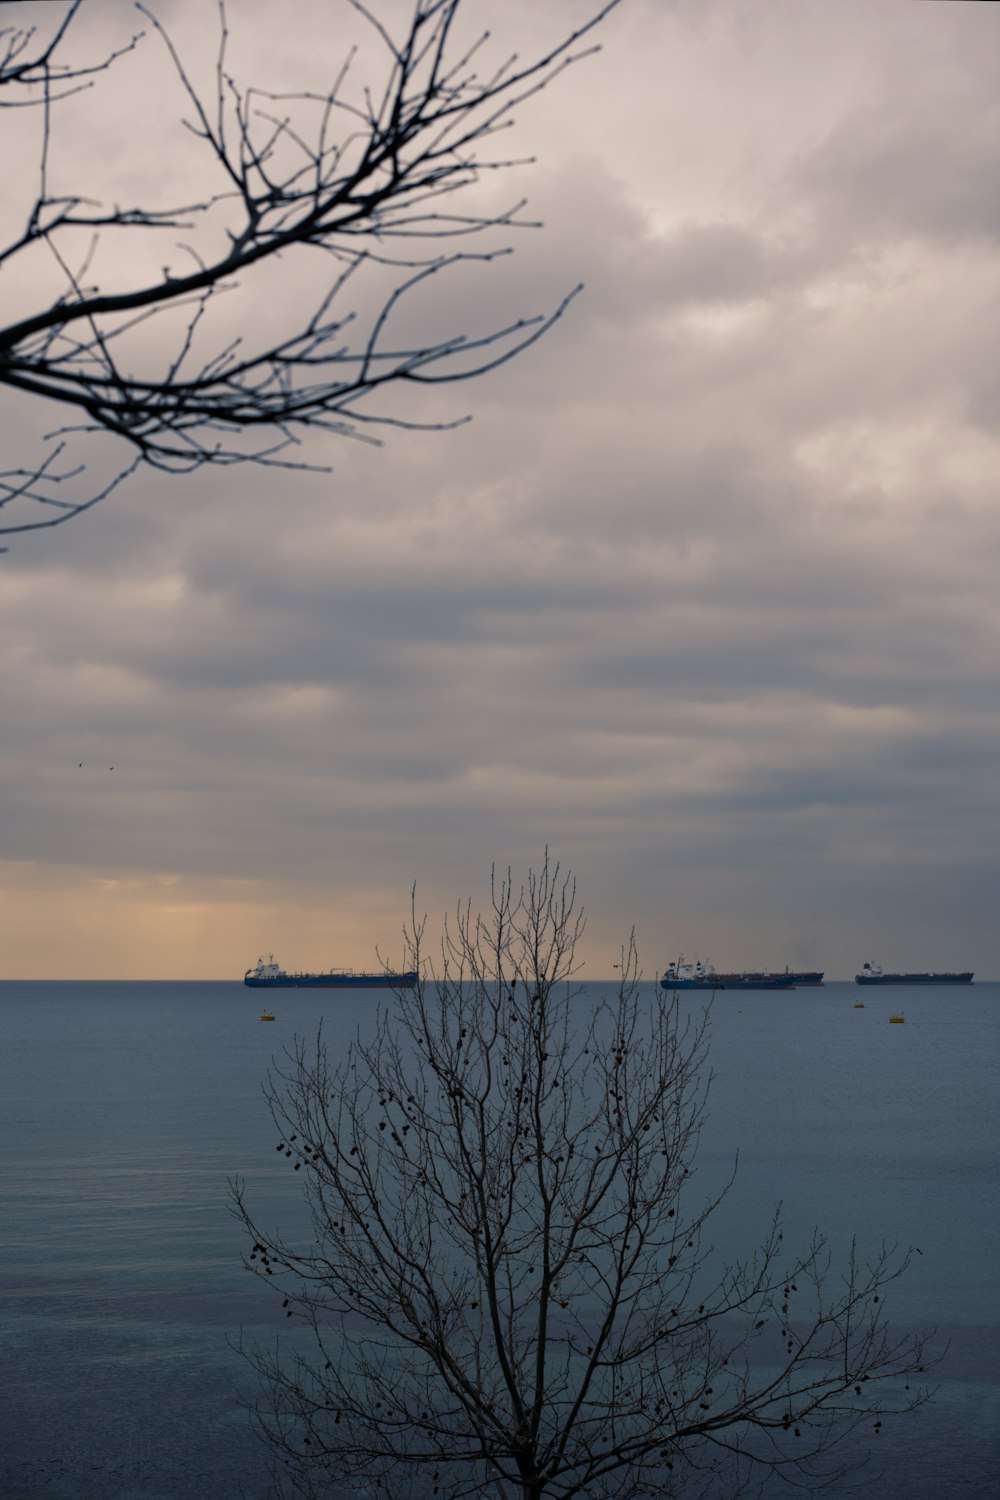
[0,862,415,980]
[2,0,997,981]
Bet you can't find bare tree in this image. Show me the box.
[232,859,932,1500]
[0,0,617,539]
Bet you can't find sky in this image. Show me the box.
[1,0,998,980]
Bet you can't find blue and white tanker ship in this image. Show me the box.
[661,958,806,991]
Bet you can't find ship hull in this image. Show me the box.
[854,972,973,986]
[245,972,417,989]
[661,975,797,991]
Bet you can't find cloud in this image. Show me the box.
[1,0,998,978]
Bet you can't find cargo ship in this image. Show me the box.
[661,959,800,991]
[854,963,973,986]
[244,955,417,989]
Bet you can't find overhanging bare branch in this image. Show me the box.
[0,0,620,539]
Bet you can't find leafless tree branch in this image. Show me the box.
[0,0,618,540]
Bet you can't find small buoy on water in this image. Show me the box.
[889,1012,905,1024]
[260,1012,276,1021]
[854,1000,865,1008]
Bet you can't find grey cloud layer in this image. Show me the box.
[2,0,998,976]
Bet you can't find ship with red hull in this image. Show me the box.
[244,955,417,989]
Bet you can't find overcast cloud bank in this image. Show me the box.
[2,0,997,978]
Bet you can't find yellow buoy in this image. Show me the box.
[854,1000,865,1008]
[889,1012,905,1024]
[259,1011,275,1021]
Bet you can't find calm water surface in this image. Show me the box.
[1,980,997,1499]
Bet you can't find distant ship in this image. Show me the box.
[855,963,974,987]
[661,959,801,991]
[244,955,417,989]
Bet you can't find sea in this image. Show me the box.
[1,979,997,1500]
